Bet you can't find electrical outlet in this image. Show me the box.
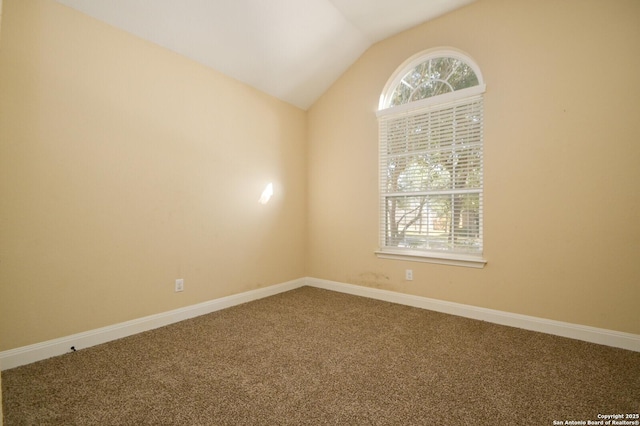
[175,278,184,292]
[405,269,413,281]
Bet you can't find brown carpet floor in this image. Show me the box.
[2,286,639,425]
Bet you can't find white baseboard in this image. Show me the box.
[3,276,638,370]
[305,277,640,353]
[0,278,306,371]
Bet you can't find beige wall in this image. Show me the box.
[307,0,640,334]
[0,0,307,351]
[1,0,639,359]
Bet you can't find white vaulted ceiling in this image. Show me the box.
[53,0,475,110]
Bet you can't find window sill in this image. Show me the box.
[375,249,487,269]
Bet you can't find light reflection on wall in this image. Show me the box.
[258,182,274,204]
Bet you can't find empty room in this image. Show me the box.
[1,0,639,424]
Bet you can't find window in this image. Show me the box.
[376,48,486,268]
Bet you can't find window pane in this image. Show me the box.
[384,193,482,253]
[381,100,483,194]
[389,57,479,107]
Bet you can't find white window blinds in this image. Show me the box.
[378,95,483,255]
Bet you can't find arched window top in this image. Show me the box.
[379,48,485,112]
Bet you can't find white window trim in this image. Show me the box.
[375,249,487,269]
[377,47,487,268]
[377,85,486,118]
